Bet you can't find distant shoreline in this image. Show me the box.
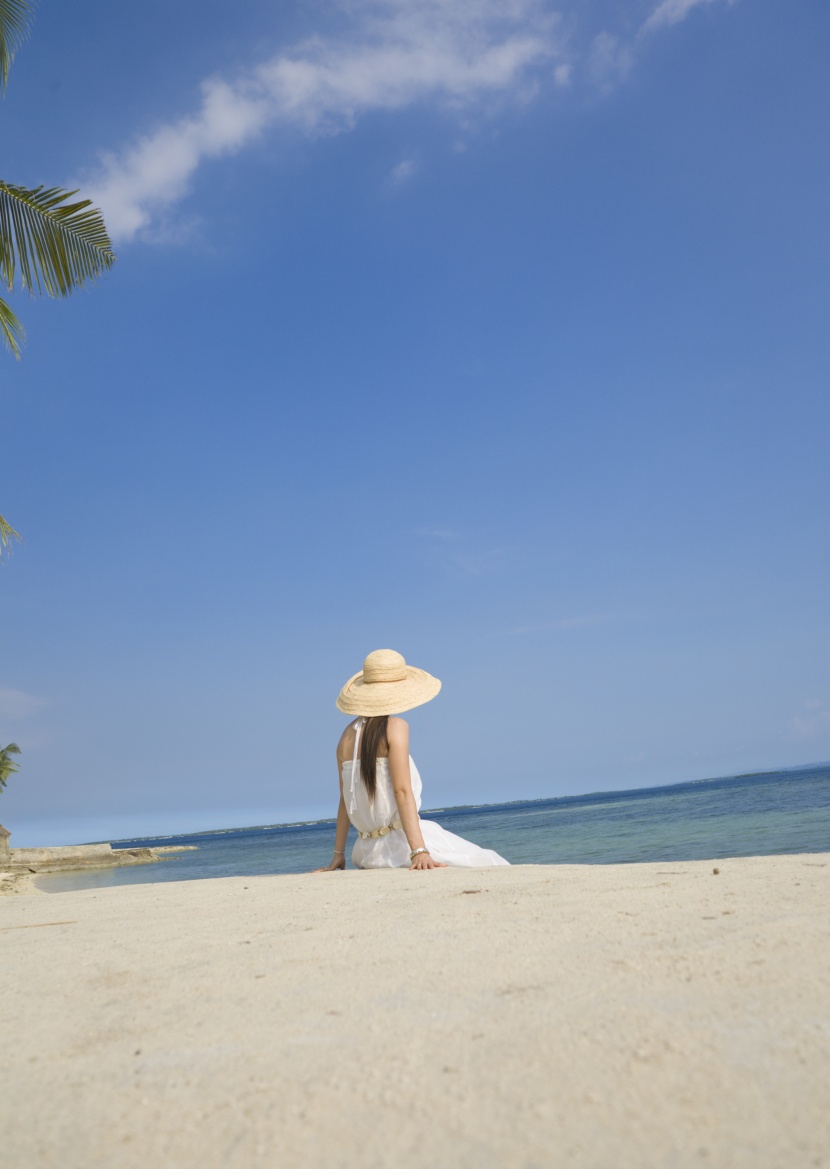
[98,757,830,848]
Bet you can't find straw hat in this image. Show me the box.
[336,649,441,716]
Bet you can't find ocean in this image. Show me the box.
[35,761,830,894]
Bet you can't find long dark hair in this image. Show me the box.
[359,715,388,802]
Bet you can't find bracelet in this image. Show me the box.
[410,848,430,860]
[333,849,345,855]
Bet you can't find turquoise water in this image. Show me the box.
[36,761,830,894]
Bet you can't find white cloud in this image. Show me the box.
[0,688,50,721]
[415,527,459,540]
[390,157,418,183]
[589,31,633,92]
[84,0,559,242]
[788,700,830,740]
[416,526,510,575]
[491,615,613,637]
[79,0,740,242]
[642,0,733,34]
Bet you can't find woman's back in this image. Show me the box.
[339,714,508,870]
[337,714,406,767]
[342,752,423,837]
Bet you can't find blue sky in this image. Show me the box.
[2,0,829,846]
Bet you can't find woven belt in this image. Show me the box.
[359,818,402,840]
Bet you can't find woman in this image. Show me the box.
[315,649,509,872]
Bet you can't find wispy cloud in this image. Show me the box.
[80,0,739,243]
[414,526,462,541]
[448,549,509,576]
[589,31,634,93]
[490,614,614,637]
[0,687,50,721]
[642,0,734,35]
[415,526,512,576]
[389,157,418,184]
[84,0,560,242]
[788,700,830,740]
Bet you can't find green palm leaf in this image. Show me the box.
[0,0,32,91]
[0,292,23,356]
[0,511,21,550]
[0,181,116,300]
[0,742,22,791]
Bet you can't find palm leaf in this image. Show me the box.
[0,0,32,91]
[0,742,22,791]
[0,181,116,299]
[0,511,21,550]
[0,293,24,356]
[0,510,21,559]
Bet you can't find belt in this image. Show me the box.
[359,818,402,840]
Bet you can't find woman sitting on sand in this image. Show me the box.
[316,649,508,872]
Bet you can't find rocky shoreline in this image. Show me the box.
[8,842,160,874]
[0,827,196,893]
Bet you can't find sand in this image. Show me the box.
[1,856,828,1169]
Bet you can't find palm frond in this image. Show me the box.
[0,512,21,551]
[0,742,22,791]
[0,292,24,356]
[0,181,116,298]
[0,0,32,91]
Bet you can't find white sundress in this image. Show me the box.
[342,718,509,869]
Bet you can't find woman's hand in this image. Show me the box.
[313,855,345,872]
[409,851,447,871]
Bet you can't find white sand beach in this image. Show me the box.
[1,856,828,1169]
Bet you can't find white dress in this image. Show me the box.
[343,719,509,869]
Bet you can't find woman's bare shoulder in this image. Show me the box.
[336,722,355,762]
[386,716,410,745]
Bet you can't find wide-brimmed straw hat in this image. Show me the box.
[336,649,441,716]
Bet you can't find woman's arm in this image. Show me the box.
[387,718,446,871]
[313,760,350,872]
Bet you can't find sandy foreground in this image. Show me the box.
[1,857,828,1169]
